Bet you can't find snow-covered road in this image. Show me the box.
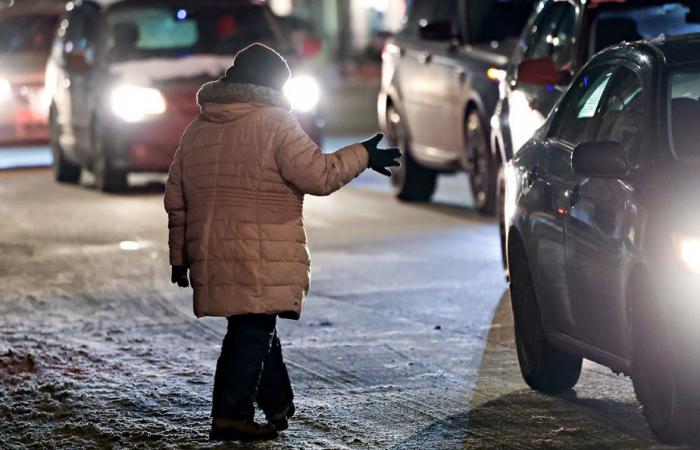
[0,165,676,449]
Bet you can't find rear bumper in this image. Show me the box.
[104,109,325,173]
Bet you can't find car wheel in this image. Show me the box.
[509,235,582,394]
[51,110,81,184]
[630,278,700,445]
[386,105,436,202]
[93,125,127,193]
[465,110,497,215]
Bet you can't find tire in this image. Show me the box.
[496,164,508,279]
[386,105,437,202]
[630,278,700,445]
[51,110,81,184]
[464,110,497,215]
[509,235,582,394]
[93,124,127,193]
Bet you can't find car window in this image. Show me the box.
[527,2,576,69]
[549,66,615,145]
[105,5,283,61]
[595,67,646,161]
[669,69,700,161]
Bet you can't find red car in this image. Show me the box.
[0,1,63,145]
[47,0,323,191]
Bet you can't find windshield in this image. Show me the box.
[468,0,535,43]
[0,15,59,54]
[589,4,700,56]
[669,69,700,161]
[106,5,287,62]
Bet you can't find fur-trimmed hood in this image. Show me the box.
[197,80,290,110]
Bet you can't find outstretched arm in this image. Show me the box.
[275,113,369,196]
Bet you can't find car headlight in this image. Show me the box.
[284,75,320,113]
[110,85,166,122]
[673,234,700,274]
[0,79,12,102]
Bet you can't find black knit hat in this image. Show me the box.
[221,43,291,91]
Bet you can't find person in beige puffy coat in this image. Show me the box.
[164,43,400,442]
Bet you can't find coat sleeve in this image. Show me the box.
[164,146,188,267]
[274,112,369,196]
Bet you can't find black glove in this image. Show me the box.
[171,265,189,288]
[361,133,401,177]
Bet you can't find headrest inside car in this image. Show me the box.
[113,22,140,48]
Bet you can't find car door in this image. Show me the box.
[563,64,646,356]
[400,0,462,163]
[528,63,616,335]
[397,0,437,152]
[68,2,101,158]
[411,0,464,158]
[508,0,577,155]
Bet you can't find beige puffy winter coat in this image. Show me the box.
[164,81,368,319]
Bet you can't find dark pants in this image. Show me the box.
[211,314,294,420]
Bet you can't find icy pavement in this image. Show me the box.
[0,167,682,449]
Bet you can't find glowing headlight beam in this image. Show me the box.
[284,75,320,113]
[0,79,12,102]
[110,85,166,122]
[673,234,700,275]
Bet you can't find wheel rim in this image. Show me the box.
[387,107,407,190]
[466,113,490,209]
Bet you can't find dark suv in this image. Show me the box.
[491,0,700,266]
[47,0,322,192]
[378,0,534,213]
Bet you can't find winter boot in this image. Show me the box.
[209,418,279,442]
[267,402,296,432]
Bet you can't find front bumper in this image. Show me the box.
[103,109,325,173]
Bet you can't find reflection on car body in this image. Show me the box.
[505,34,700,445]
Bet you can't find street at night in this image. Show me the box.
[0,154,677,449]
[5,0,700,447]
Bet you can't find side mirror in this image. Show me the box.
[571,141,630,178]
[65,52,91,72]
[418,20,455,41]
[517,57,570,86]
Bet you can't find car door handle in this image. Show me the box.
[455,68,467,82]
[417,51,432,64]
[565,185,581,207]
